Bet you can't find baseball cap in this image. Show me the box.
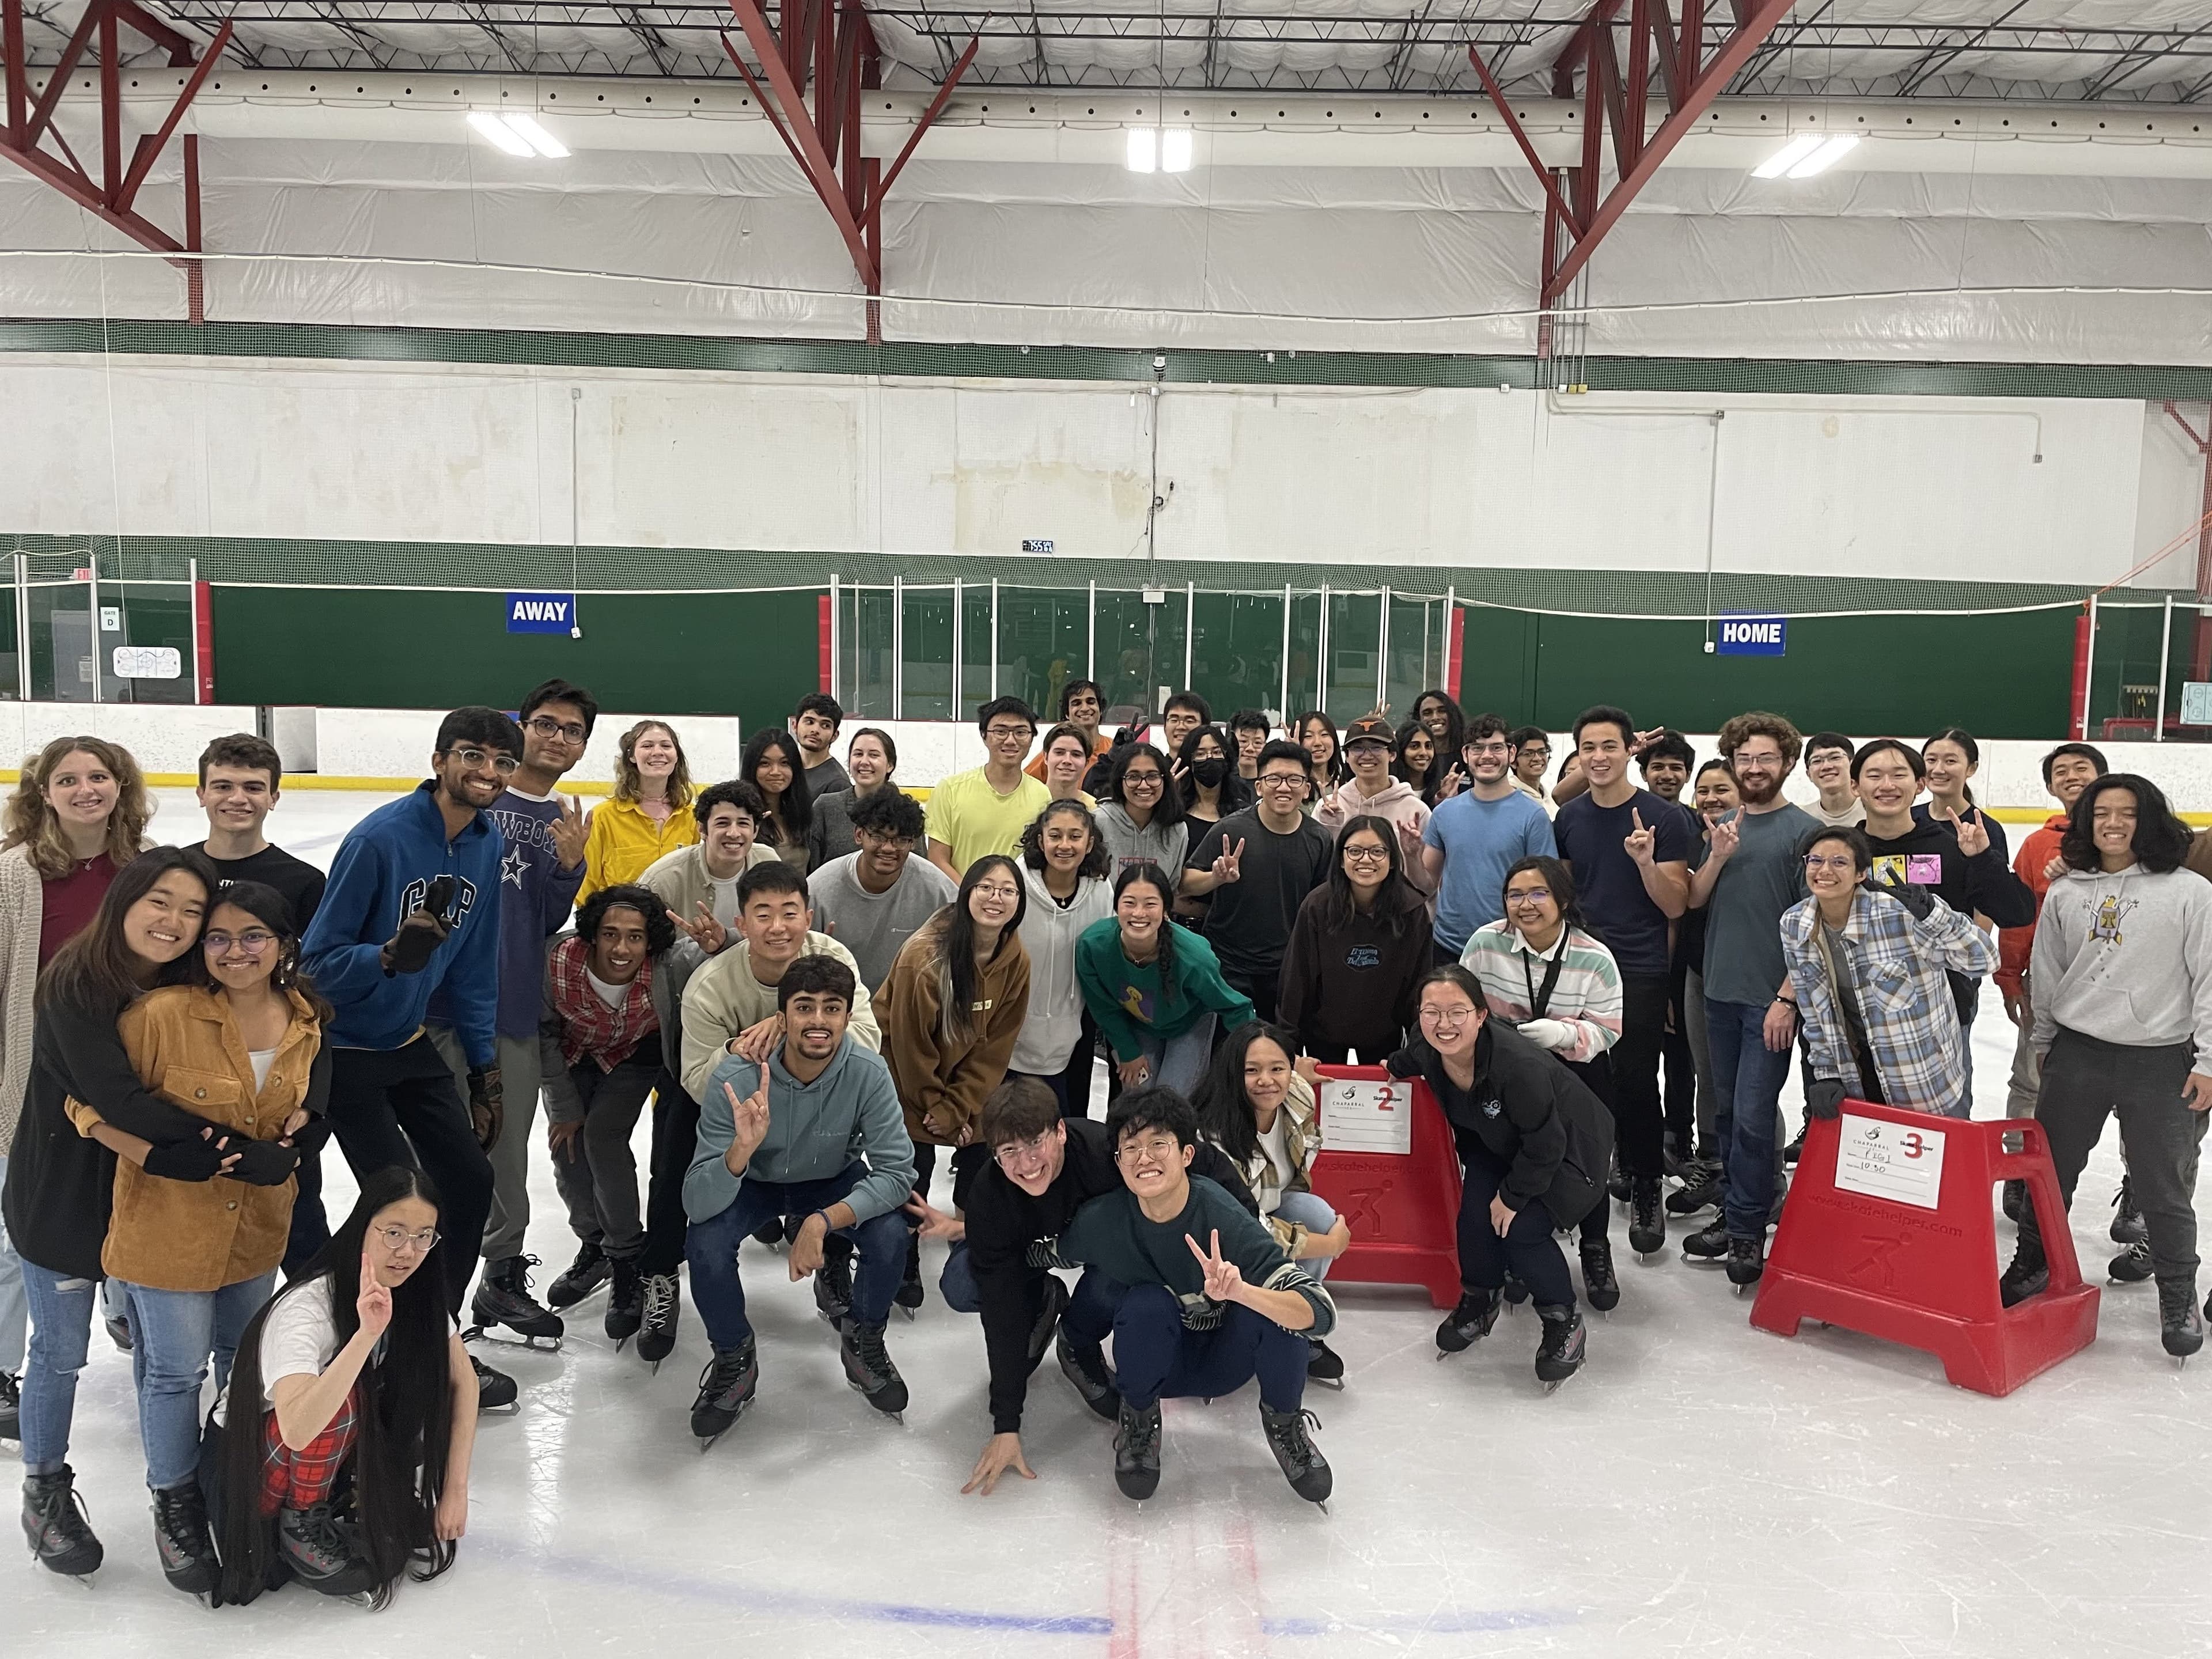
[1343,716,1395,748]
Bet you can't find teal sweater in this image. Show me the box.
[1074,918,1255,1062]
[1054,1175,1335,1336]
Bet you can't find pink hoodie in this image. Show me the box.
[1315,775,1434,892]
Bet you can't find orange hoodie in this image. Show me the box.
[1994,813,2069,998]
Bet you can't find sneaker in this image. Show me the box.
[1627,1178,1666,1255]
[1113,1399,1162,1499]
[1580,1237,1620,1312]
[2111,1180,2148,1246]
[839,1318,909,1416]
[812,1243,855,1326]
[1258,1404,1332,1503]
[21,1465,103,1577]
[470,1256,564,1345]
[547,1241,612,1309]
[1056,1325,1120,1420]
[604,1257,645,1342]
[2158,1277,2205,1358]
[1533,1303,1586,1387]
[277,1503,377,1597]
[1999,1233,2050,1308]
[1667,1164,1724,1217]
[1725,1234,1764,1288]
[1682,1215,1731,1261]
[150,1482,218,1596]
[690,1338,759,1442]
[2109,1238,2156,1285]
[0,1369,18,1444]
[470,1353,518,1411]
[1435,1287,1502,1354]
[1305,1338,1346,1388]
[637,1272,681,1365]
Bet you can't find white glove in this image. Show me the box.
[1516,1018,1578,1052]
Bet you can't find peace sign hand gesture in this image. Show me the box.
[1623,806,1657,868]
[551,794,592,872]
[357,1249,394,1342]
[1185,1228,1247,1306]
[1210,837,1246,886]
[1945,805,1991,859]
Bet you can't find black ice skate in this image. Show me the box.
[1580,1237,1620,1312]
[22,1465,103,1578]
[2159,1278,2205,1364]
[1533,1303,1586,1392]
[1435,1287,1502,1356]
[469,1353,519,1412]
[547,1241,612,1309]
[839,1317,909,1417]
[151,1482,218,1597]
[1725,1233,1765,1291]
[2111,1179,2147,1245]
[605,1257,645,1344]
[691,1338,759,1448]
[637,1273,681,1368]
[1628,1179,1666,1256]
[278,1503,377,1599]
[1113,1399,1162,1501]
[2109,1238,2154,1285]
[469,1256,564,1349]
[813,1243,855,1327]
[1305,1338,1346,1389]
[1056,1326,1120,1420]
[1259,1405,1332,1508]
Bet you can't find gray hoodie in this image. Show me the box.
[1010,867,1114,1075]
[2031,863,2212,1069]
[683,1034,915,1225]
[1094,803,1190,892]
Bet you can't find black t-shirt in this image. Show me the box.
[1550,788,1690,978]
[1185,808,1334,980]
[193,842,328,934]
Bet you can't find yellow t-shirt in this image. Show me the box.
[924,767,1052,876]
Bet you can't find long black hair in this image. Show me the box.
[918,854,1027,1041]
[2061,774,2192,875]
[36,844,217,1017]
[1291,710,1346,787]
[1175,724,1252,817]
[215,1167,458,1608]
[1321,814,1418,935]
[1112,862,1181,1007]
[740,728,814,843]
[1191,1020,1300,1173]
[1020,798,1111,880]
[1104,743,1185,827]
[1411,690,1465,763]
[1393,719,1442,805]
[185,878,335,1024]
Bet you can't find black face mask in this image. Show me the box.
[1190,757,1229,787]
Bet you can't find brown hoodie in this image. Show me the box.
[878,920,1032,1148]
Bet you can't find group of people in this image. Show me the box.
[2,675,2205,1605]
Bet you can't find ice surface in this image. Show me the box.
[10,790,2205,1657]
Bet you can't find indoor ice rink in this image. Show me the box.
[7,0,2212,1653]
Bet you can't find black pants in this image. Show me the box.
[1661,959,1696,1155]
[283,1147,329,1279]
[1455,1132,1574,1308]
[1562,1052,1615,1249]
[324,1038,495,1319]
[1225,967,1282,1026]
[2025,1027,2210,1281]
[639,1069,701,1278]
[1611,971,1671,1181]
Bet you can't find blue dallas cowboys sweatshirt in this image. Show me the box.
[301,782,505,1067]
[428,786,587,1043]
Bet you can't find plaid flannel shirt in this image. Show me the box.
[1780,885,1994,1119]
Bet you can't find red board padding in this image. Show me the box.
[1306,1066,1464,1309]
[1750,1099,2099,1396]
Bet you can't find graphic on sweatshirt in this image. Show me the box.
[1872,854,1944,888]
[499,844,531,889]
[2090,892,2138,948]
[1346,945,1381,969]
[1117,983,1158,1027]
[399,873,477,926]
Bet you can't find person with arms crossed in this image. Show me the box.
[928,699,1051,882]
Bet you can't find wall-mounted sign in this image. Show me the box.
[506,592,575,634]
[1716,614,1787,657]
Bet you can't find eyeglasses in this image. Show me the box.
[858,830,916,850]
[1804,854,1857,872]
[1343,845,1389,863]
[1733,750,1785,767]
[1122,771,1164,787]
[1504,887,1552,907]
[993,1130,1055,1168]
[1419,1005,1477,1028]
[1258,774,1306,790]
[971,883,1021,901]
[203,929,278,953]
[373,1224,440,1253]
[984,725,1034,741]
[1467,741,1511,757]
[526,714,588,744]
[1115,1134,1182,1165]
[450,747,520,776]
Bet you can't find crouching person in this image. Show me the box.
[1047,1087,1335,1507]
[683,956,916,1442]
[209,1168,477,1608]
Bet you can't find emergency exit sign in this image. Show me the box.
[1716,615,1787,657]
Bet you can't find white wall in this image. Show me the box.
[0,702,262,777]
[0,353,2156,591]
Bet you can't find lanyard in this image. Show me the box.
[1520,933,1569,1020]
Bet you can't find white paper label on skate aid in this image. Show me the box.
[1833,1114,1946,1211]
[1319,1078,1414,1156]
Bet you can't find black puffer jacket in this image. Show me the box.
[1388,1020,1613,1228]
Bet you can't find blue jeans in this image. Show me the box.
[1707,998,1793,1239]
[18,1260,97,1475]
[1271,1189,1339,1281]
[118,1273,276,1491]
[685,1163,908,1349]
[1099,1281,1309,1413]
[1130,1014,1218,1096]
[0,1153,26,1372]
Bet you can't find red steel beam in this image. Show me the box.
[1543,0,1796,301]
[874,33,976,200]
[719,10,877,289]
[1626,0,1652,151]
[117,18,232,213]
[1465,45,1582,240]
[1647,0,1683,109]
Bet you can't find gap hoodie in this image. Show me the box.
[1009,868,1113,1075]
[302,781,503,1066]
[683,1033,914,1225]
[2031,863,2212,1069]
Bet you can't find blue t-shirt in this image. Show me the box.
[1422,790,1557,952]
[1552,787,1691,978]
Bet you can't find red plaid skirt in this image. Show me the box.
[257,1389,361,1517]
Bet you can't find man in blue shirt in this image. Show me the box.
[301,706,518,1408]
[1421,713,1556,963]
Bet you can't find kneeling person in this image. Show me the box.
[1050,1088,1335,1506]
[683,956,916,1440]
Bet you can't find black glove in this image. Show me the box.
[382,907,452,976]
[468,1066,504,1152]
[1806,1078,1847,1120]
[222,1138,302,1186]
[286,1114,335,1157]
[1877,879,1937,922]
[143,1134,235,1183]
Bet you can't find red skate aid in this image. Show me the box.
[1307,1066,1463,1310]
[1749,1099,2099,1396]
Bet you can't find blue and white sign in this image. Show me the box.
[507,592,575,634]
[1715,614,1787,657]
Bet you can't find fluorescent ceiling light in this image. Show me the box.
[468,111,535,156]
[1161,127,1192,173]
[1750,134,1823,179]
[1786,133,1861,178]
[501,112,569,158]
[1126,127,1156,173]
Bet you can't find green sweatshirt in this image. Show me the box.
[1054,1174,1335,1336]
[1073,917,1255,1063]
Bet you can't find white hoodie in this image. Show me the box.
[2031,863,2212,1070]
[1009,866,1114,1075]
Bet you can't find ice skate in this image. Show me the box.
[691,1338,758,1448]
[1259,1404,1332,1506]
[1533,1304,1586,1392]
[469,1255,565,1350]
